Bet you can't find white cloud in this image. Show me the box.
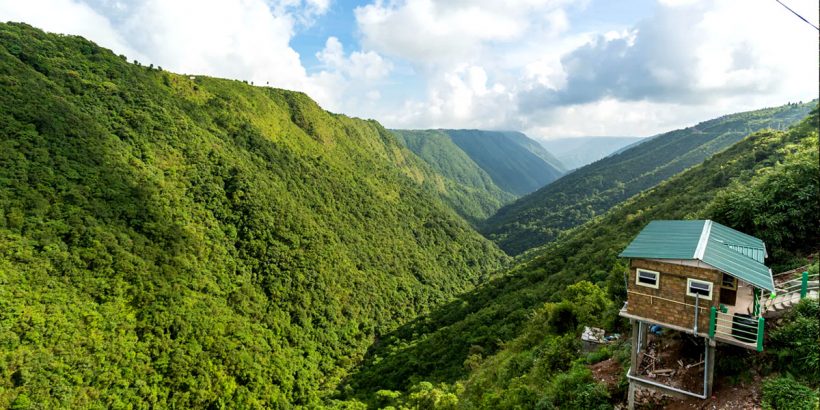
[362,0,818,138]
[318,37,392,80]
[354,0,573,64]
[310,36,393,114]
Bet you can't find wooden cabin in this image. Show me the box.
[619,219,774,350]
[618,220,775,405]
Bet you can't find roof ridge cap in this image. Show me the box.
[693,220,712,260]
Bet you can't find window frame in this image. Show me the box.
[635,268,660,289]
[686,278,713,300]
[721,273,737,290]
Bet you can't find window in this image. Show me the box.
[687,278,713,300]
[636,269,660,289]
[721,273,737,290]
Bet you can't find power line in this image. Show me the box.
[774,0,820,31]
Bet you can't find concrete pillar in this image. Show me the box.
[628,319,641,410]
[705,339,716,396]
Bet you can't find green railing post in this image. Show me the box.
[800,271,808,299]
[708,306,716,339]
[756,316,765,352]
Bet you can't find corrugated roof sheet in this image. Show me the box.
[619,220,774,291]
[619,220,704,260]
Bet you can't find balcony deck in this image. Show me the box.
[619,304,759,350]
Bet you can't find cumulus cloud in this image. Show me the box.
[354,0,574,64]
[317,37,392,80]
[517,1,804,113]
[308,36,394,115]
[364,0,818,138]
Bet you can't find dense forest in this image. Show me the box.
[345,107,819,408]
[0,23,510,408]
[482,101,815,255]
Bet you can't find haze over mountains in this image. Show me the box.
[539,136,644,170]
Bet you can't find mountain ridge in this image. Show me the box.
[394,129,566,199]
[482,100,816,255]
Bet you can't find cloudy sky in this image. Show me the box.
[1,0,817,139]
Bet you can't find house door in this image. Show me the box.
[720,273,738,306]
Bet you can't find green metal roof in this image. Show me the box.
[620,220,774,291]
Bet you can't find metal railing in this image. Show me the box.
[708,307,764,351]
[760,270,819,314]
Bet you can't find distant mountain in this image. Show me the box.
[482,101,816,255]
[539,136,644,170]
[395,130,566,198]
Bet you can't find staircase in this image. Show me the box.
[761,267,819,316]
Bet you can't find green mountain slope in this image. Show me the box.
[540,136,644,170]
[501,131,567,173]
[482,101,816,255]
[397,129,565,197]
[391,130,516,224]
[0,23,508,408]
[345,108,819,404]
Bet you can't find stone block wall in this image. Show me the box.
[626,259,721,331]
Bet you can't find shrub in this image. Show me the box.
[761,376,819,410]
[769,299,820,385]
[539,363,610,410]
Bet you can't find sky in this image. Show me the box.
[0,0,817,140]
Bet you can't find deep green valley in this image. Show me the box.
[0,22,818,410]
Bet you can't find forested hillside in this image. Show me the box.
[483,101,815,255]
[391,130,515,224]
[0,23,509,408]
[396,129,565,198]
[539,136,643,170]
[345,107,819,407]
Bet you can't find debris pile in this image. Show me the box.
[636,333,705,392]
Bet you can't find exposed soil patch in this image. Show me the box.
[589,357,622,389]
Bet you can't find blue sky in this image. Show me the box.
[1,0,817,139]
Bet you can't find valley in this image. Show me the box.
[0,20,817,410]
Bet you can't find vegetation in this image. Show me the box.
[767,298,819,385]
[0,23,509,408]
[346,107,819,407]
[482,101,815,255]
[761,376,818,410]
[1,21,817,410]
[396,130,565,198]
[391,130,515,224]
